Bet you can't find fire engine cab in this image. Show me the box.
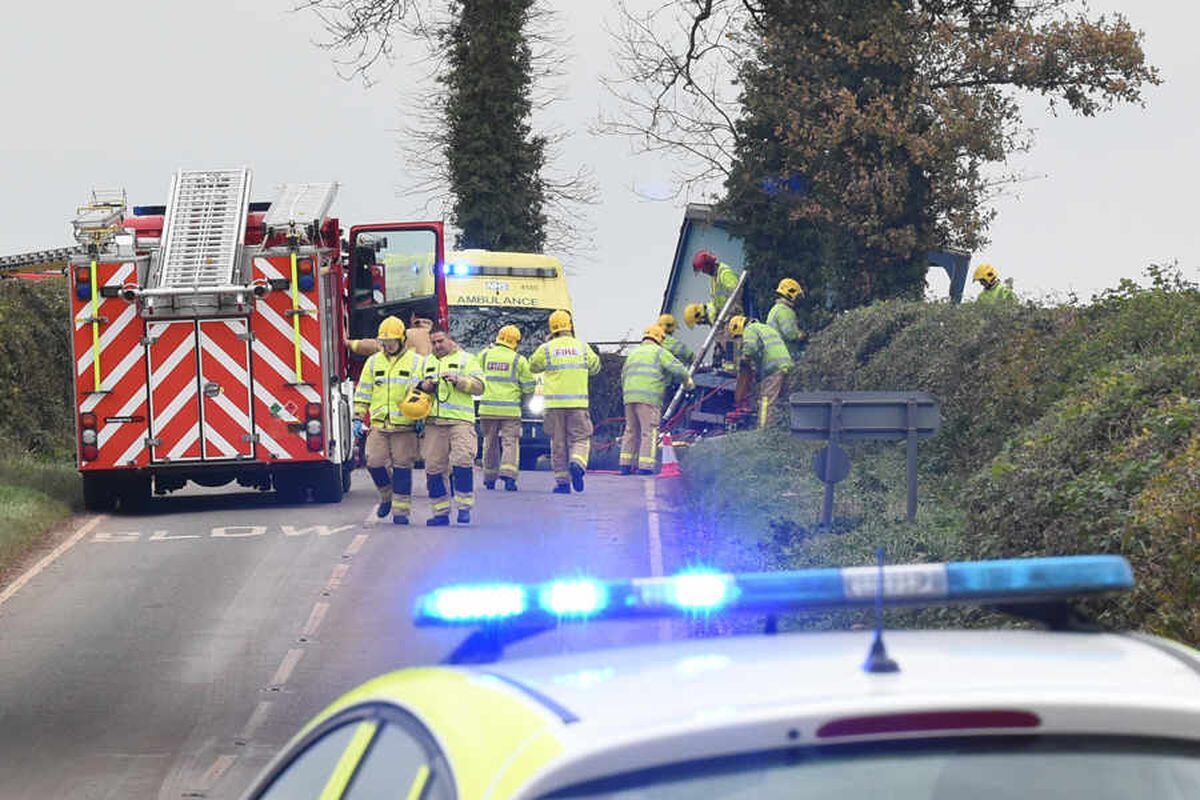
[68,168,445,510]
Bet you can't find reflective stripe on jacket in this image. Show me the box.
[423,348,486,423]
[477,344,535,418]
[742,320,792,377]
[767,300,805,359]
[705,262,742,319]
[621,342,689,407]
[662,334,694,367]
[528,335,601,409]
[353,349,429,429]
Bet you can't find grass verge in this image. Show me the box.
[0,457,81,576]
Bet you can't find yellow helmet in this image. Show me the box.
[973,263,999,285]
[548,309,573,336]
[399,388,432,421]
[776,277,803,302]
[657,313,677,334]
[643,324,665,344]
[496,324,521,349]
[376,315,406,341]
[683,303,708,329]
[727,314,747,337]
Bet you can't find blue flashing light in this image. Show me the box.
[538,579,609,618]
[298,275,315,292]
[668,571,734,611]
[76,284,91,301]
[448,262,471,277]
[412,555,1134,629]
[421,583,526,623]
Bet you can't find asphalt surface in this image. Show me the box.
[0,469,687,799]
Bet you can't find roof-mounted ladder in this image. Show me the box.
[153,168,252,289]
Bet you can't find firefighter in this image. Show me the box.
[692,250,742,321]
[726,314,792,426]
[478,324,535,491]
[657,313,694,366]
[417,326,486,526]
[620,325,691,475]
[973,263,1017,304]
[529,309,601,494]
[767,277,806,359]
[352,316,429,524]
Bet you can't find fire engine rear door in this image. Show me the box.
[147,321,203,462]
[197,319,254,459]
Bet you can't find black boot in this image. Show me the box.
[552,483,570,494]
[457,509,471,524]
[502,477,517,491]
[368,467,392,517]
[426,515,450,527]
[393,514,409,525]
[619,465,633,475]
[484,479,496,490]
[569,463,585,493]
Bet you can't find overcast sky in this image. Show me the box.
[1,1,1195,338]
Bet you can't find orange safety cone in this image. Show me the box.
[658,434,682,479]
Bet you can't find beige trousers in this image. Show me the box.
[544,408,592,484]
[480,417,521,481]
[619,403,660,471]
[421,421,477,474]
[755,370,786,427]
[365,428,420,468]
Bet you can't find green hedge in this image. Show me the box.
[0,280,74,457]
[682,269,1200,645]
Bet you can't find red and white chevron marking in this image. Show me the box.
[147,321,202,463]
[71,261,150,470]
[250,256,325,461]
[198,319,254,460]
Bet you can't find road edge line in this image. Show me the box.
[0,514,106,610]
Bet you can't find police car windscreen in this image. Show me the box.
[448,307,552,357]
[544,736,1200,799]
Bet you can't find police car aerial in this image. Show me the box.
[242,555,1200,799]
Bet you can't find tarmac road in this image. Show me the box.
[0,469,687,799]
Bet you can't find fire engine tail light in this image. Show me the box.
[297,260,315,292]
[80,413,99,461]
[305,403,323,451]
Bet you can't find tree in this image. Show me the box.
[609,1,1159,315]
[441,0,547,250]
[299,0,593,253]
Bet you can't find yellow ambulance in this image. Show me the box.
[444,250,573,467]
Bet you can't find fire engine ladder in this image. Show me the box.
[150,168,252,297]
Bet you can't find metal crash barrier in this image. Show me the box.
[789,392,941,528]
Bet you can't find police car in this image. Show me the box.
[242,556,1200,799]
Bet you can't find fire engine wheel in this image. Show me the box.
[82,475,115,512]
[341,462,353,494]
[314,463,345,504]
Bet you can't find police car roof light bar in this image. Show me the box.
[413,555,1134,630]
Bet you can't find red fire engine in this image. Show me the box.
[69,169,446,510]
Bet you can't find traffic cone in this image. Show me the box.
[658,434,682,479]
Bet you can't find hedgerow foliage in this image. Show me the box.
[684,268,1200,645]
[0,280,73,456]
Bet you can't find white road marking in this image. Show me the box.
[270,648,305,687]
[324,564,349,593]
[300,602,330,638]
[344,534,368,557]
[211,525,267,538]
[196,754,237,791]
[0,515,105,609]
[238,701,273,741]
[281,524,355,537]
[643,480,664,577]
[643,480,670,641]
[149,529,200,541]
[91,530,141,543]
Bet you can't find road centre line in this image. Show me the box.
[301,602,330,638]
[0,515,106,610]
[238,701,273,742]
[270,648,305,687]
[344,534,369,557]
[324,564,349,594]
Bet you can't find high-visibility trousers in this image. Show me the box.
[422,421,477,514]
[544,408,592,485]
[480,417,521,482]
[365,428,420,511]
[619,403,660,472]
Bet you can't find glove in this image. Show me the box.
[353,418,365,438]
[685,377,695,390]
